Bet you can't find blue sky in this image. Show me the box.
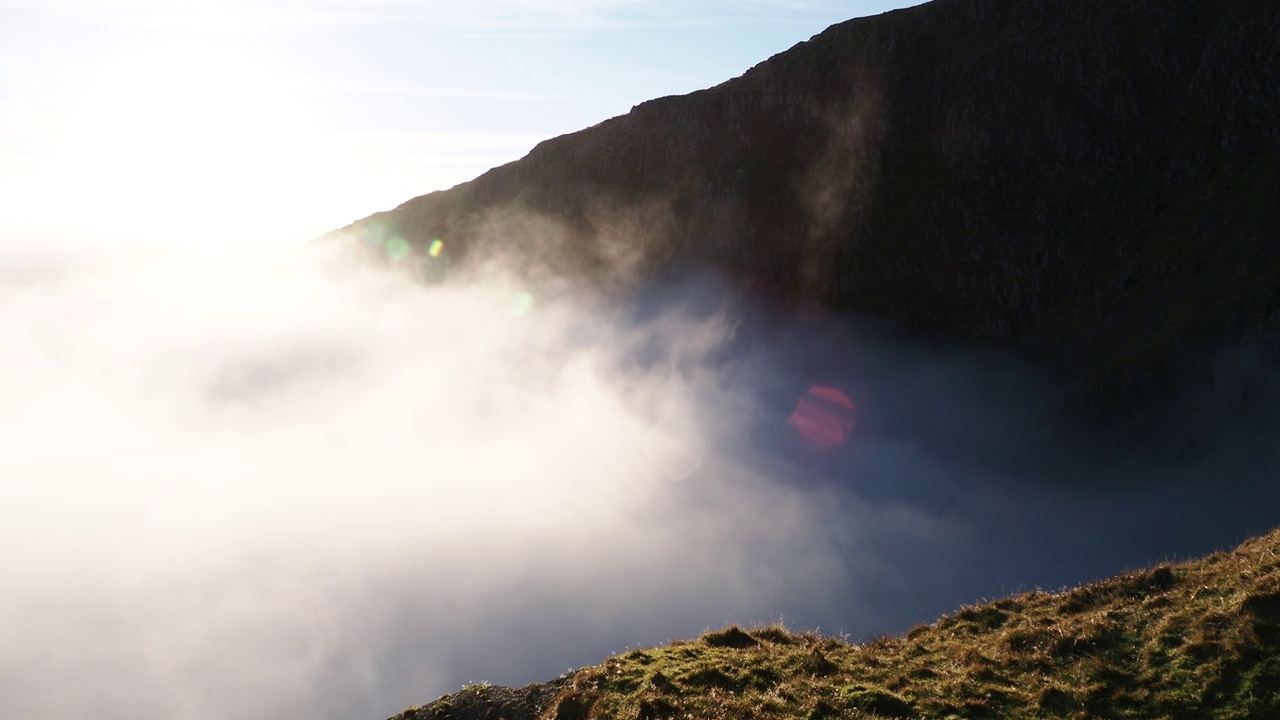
[0,1,921,245]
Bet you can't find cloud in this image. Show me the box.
[0,235,849,719]
[7,1,920,36]
[3,230,1279,720]
[8,0,637,34]
[321,85,572,101]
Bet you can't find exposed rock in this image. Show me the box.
[389,676,573,720]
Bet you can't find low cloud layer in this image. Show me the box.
[3,235,1278,720]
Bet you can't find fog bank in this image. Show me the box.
[2,236,1278,720]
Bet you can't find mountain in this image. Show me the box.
[325,0,1280,457]
[390,526,1280,719]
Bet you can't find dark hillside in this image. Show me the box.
[327,0,1280,457]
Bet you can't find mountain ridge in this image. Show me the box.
[326,0,1280,459]
[321,4,1280,716]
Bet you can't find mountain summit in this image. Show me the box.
[327,0,1280,457]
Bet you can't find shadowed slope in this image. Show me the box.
[390,526,1280,719]
[327,0,1280,457]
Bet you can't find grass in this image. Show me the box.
[398,527,1280,719]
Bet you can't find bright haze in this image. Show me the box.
[1,0,923,245]
[3,3,1279,720]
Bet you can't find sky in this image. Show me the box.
[1,0,923,246]
[4,3,1280,720]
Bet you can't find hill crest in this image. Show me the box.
[391,526,1280,719]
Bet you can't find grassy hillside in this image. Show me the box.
[393,528,1280,719]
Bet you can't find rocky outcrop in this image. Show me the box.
[328,0,1280,456]
[389,677,572,720]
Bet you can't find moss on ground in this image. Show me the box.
[393,527,1280,720]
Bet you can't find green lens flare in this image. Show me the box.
[385,236,412,262]
[511,292,534,317]
[429,239,444,257]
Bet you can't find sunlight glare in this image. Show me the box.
[61,39,326,246]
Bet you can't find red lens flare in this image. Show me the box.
[789,385,856,448]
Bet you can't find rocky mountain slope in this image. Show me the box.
[391,526,1280,719]
[326,0,1280,456]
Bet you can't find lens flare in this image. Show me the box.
[511,291,535,318]
[385,236,412,263]
[421,241,450,282]
[789,384,856,448]
[360,223,387,249]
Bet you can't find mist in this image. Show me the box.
[3,231,1279,720]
